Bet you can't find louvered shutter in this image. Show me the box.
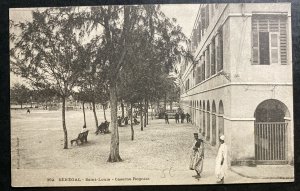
[279,17,287,64]
[252,18,259,64]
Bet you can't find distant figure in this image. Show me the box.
[26,108,30,114]
[133,117,140,125]
[175,112,179,123]
[117,116,122,127]
[189,133,204,179]
[181,113,185,123]
[124,116,129,125]
[215,135,228,184]
[164,112,169,124]
[95,121,110,135]
[186,113,191,123]
[80,125,88,133]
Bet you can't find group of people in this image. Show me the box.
[175,112,190,123]
[189,133,228,184]
[117,116,140,127]
[164,112,191,124]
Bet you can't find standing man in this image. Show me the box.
[186,113,190,123]
[164,112,169,124]
[175,112,179,123]
[215,135,228,184]
[189,133,204,178]
[180,113,185,123]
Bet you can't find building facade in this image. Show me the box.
[180,3,293,165]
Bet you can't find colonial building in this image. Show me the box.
[180,3,293,165]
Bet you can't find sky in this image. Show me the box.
[160,4,199,37]
[9,4,199,87]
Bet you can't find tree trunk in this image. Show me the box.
[62,96,68,149]
[140,102,143,131]
[107,84,122,162]
[92,100,98,129]
[82,102,86,126]
[146,100,149,125]
[45,101,48,110]
[164,93,167,112]
[121,101,124,118]
[151,102,154,120]
[170,101,173,111]
[144,99,146,128]
[103,104,107,121]
[130,102,134,141]
[21,102,22,109]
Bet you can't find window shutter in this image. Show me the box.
[252,32,259,64]
[279,18,287,64]
[270,33,279,64]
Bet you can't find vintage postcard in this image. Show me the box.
[10,2,294,187]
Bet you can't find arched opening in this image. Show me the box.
[254,99,289,122]
[212,101,217,146]
[254,99,290,163]
[199,101,202,133]
[202,101,206,136]
[218,101,224,137]
[206,100,210,141]
[196,100,199,126]
[192,100,195,124]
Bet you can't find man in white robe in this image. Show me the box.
[215,135,228,184]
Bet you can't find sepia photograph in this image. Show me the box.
[9,1,294,187]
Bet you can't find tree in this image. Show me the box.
[31,87,57,109]
[10,83,31,108]
[10,8,87,149]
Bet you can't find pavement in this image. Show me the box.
[230,165,294,179]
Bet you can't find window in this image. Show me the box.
[185,79,189,91]
[201,7,206,33]
[216,27,223,71]
[197,23,201,43]
[211,38,216,75]
[206,46,210,78]
[252,15,287,65]
[205,5,210,29]
[202,53,205,81]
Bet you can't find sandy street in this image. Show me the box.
[11,109,292,185]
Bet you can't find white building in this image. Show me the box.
[180,3,293,165]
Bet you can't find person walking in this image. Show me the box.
[189,133,204,178]
[175,112,179,123]
[164,112,169,124]
[215,135,228,184]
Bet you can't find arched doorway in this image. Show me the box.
[254,99,290,164]
[212,101,217,146]
[196,101,199,127]
[218,101,224,136]
[199,101,202,133]
[202,101,206,136]
[206,100,210,141]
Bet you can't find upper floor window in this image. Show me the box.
[252,15,287,65]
